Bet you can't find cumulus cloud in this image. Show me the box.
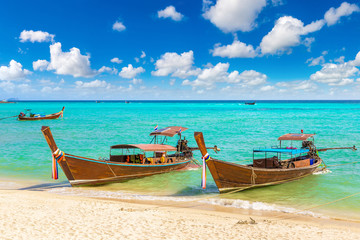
[324,2,360,26]
[119,64,145,79]
[276,80,318,92]
[152,50,200,78]
[211,40,258,58]
[203,0,266,33]
[75,79,111,89]
[98,66,118,74]
[112,21,126,31]
[310,62,358,86]
[131,78,143,85]
[0,60,31,81]
[182,62,267,90]
[41,86,61,93]
[158,6,184,21]
[260,16,325,55]
[19,30,54,43]
[33,60,49,71]
[111,57,123,64]
[306,56,325,66]
[260,85,275,91]
[43,42,97,78]
[140,51,146,58]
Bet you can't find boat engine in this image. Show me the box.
[177,138,193,158]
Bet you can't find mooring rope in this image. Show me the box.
[0,115,17,120]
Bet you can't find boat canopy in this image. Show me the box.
[253,148,309,155]
[149,126,188,137]
[110,144,177,152]
[278,133,315,141]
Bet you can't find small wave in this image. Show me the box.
[313,168,332,175]
[48,187,322,218]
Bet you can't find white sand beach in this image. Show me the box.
[1,183,360,240]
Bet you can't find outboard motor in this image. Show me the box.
[176,138,193,158]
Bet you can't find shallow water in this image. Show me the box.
[1,101,359,220]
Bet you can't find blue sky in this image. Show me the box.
[1,0,360,100]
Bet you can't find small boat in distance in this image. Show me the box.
[18,107,64,121]
[244,101,256,105]
[194,132,356,193]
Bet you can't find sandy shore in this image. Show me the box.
[1,185,360,240]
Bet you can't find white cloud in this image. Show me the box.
[0,60,31,81]
[324,2,360,26]
[158,6,184,21]
[306,56,325,66]
[169,79,176,86]
[75,79,111,89]
[152,50,200,78]
[112,21,126,31]
[33,60,49,71]
[228,70,267,85]
[182,62,267,90]
[44,42,97,78]
[131,78,143,85]
[98,66,118,74]
[260,16,325,55]
[119,64,145,79]
[41,86,61,93]
[260,85,275,91]
[203,0,266,33]
[310,62,358,86]
[211,40,257,58]
[135,57,140,63]
[111,57,123,64]
[276,80,318,92]
[19,30,54,43]
[140,51,146,58]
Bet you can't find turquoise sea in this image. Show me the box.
[1,101,359,220]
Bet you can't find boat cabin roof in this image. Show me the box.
[254,148,309,155]
[278,133,315,141]
[110,144,177,152]
[149,126,188,137]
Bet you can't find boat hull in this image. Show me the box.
[18,107,64,121]
[59,153,191,186]
[206,158,321,193]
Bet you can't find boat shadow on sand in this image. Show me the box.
[18,181,71,191]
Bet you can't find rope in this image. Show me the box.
[326,161,360,167]
[0,115,17,120]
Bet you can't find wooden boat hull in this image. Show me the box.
[58,153,191,186]
[18,107,64,121]
[206,158,321,193]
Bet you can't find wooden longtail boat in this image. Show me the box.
[41,126,200,186]
[18,107,64,121]
[194,132,356,193]
[244,101,256,105]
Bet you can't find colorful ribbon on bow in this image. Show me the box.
[201,156,207,189]
[52,148,64,180]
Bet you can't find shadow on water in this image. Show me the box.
[18,181,71,191]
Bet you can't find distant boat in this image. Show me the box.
[95,101,102,103]
[245,101,256,105]
[18,107,65,121]
[194,132,357,193]
[125,101,130,104]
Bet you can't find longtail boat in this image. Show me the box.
[244,101,256,105]
[194,132,356,193]
[18,107,64,121]
[41,126,219,186]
